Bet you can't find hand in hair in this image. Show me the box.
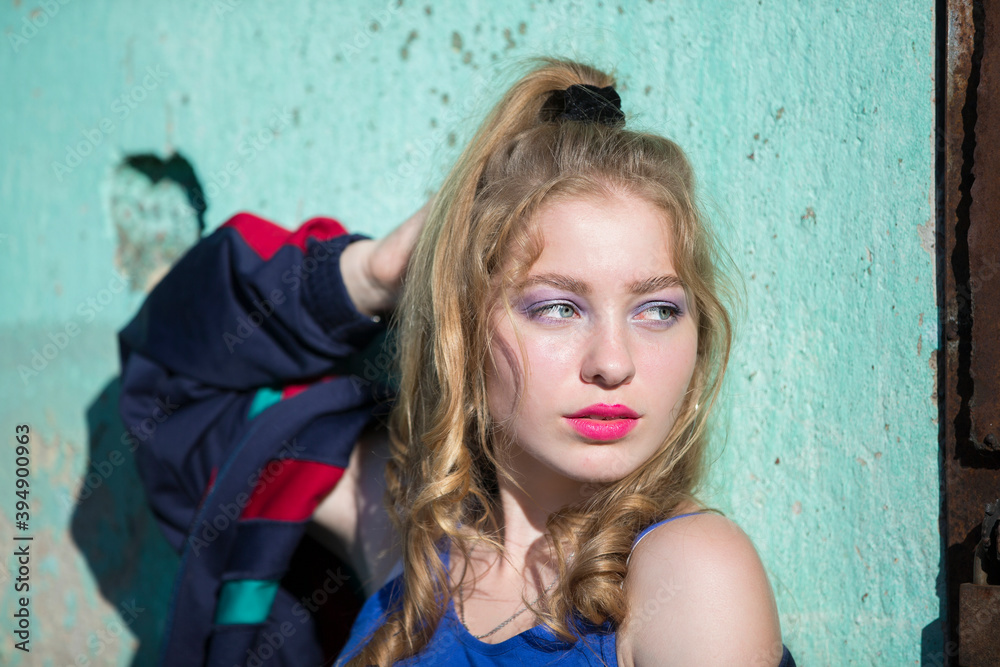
[341,199,432,316]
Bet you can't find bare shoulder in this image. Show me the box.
[617,512,784,667]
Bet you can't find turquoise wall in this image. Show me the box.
[1,1,937,664]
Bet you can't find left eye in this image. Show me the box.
[638,305,678,322]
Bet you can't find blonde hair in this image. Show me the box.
[347,57,734,666]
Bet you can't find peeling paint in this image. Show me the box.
[503,27,516,50]
[105,154,202,293]
[401,29,418,60]
[917,216,935,257]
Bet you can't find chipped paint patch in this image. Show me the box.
[917,217,935,257]
[104,155,202,293]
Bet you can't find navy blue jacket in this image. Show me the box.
[117,212,392,666]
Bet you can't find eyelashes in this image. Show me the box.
[526,302,577,320]
[522,300,684,326]
[636,303,684,323]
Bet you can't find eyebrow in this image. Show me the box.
[519,273,686,296]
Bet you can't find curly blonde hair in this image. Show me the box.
[347,57,735,666]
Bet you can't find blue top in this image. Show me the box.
[334,513,797,666]
[335,551,617,666]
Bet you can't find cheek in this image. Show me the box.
[522,335,576,382]
[487,321,576,413]
[638,331,699,401]
[486,327,521,421]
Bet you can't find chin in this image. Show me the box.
[551,453,647,486]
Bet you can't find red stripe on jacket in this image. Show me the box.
[222,212,348,260]
[241,459,345,521]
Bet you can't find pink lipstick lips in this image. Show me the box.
[564,404,639,441]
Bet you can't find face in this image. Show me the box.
[486,193,699,493]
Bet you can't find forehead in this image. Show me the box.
[525,193,676,280]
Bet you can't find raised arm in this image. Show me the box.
[117,204,428,551]
[119,213,383,391]
[308,201,431,594]
[340,199,429,317]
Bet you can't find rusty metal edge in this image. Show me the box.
[941,0,994,664]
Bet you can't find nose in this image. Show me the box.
[580,320,636,388]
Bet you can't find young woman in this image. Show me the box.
[316,59,795,666]
[118,58,794,666]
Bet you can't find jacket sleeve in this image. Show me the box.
[118,211,386,390]
[117,212,388,551]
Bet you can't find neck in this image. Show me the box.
[492,447,586,565]
[450,453,581,635]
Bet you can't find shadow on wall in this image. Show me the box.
[71,379,179,666]
[68,154,206,665]
[919,568,947,666]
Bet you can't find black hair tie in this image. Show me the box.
[542,84,625,127]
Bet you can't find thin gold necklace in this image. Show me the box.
[457,574,560,640]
